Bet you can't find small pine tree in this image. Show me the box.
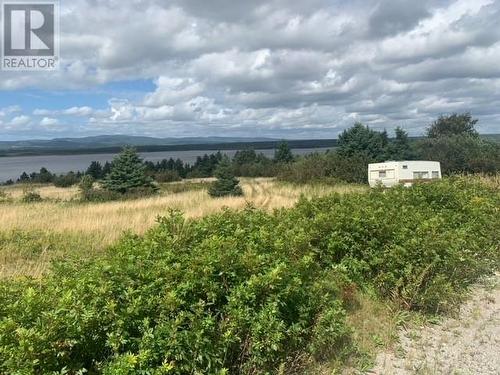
[274,141,294,163]
[102,147,156,194]
[78,175,95,201]
[208,157,243,197]
[18,172,30,183]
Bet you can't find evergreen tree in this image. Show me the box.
[86,161,103,179]
[102,162,112,176]
[102,147,156,194]
[174,158,187,177]
[143,161,156,173]
[233,149,257,165]
[208,157,243,197]
[274,141,294,163]
[18,172,30,183]
[337,122,389,161]
[388,126,413,160]
[37,167,54,183]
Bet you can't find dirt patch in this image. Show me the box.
[370,275,500,375]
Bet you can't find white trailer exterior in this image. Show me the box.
[368,161,442,187]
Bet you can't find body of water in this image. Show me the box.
[0,147,331,182]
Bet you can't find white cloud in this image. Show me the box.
[1,0,500,138]
[1,106,22,116]
[40,117,60,126]
[9,115,31,127]
[63,106,94,116]
[34,106,94,117]
[144,77,204,106]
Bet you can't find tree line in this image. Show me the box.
[3,112,499,190]
[4,143,292,187]
[279,112,500,184]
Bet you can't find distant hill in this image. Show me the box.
[0,135,278,151]
[0,133,497,157]
[0,135,340,157]
[483,134,500,142]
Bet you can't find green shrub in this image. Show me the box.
[53,172,80,188]
[288,177,499,311]
[0,209,351,374]
[0,190,10,203]
[0,177,498,374]
[278,152,370,184]
[416,135,500,175]
[80,187,121,202]
[21,187,42,203]
[153,170,181,183]
[162,181,210,194]
[277,153,331,184]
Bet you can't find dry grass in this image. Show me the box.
[474,173,500,190]
[306,292,404,374]
[0,179,364,241]
[0,178,366,278]
[1,183,80,201]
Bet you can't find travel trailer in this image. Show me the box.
[368,161,442,187]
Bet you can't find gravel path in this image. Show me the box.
[369,275,500,375]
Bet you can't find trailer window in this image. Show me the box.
[432,171,439,179]
[402,165,408,169]
[413,171,429,179]
[379,170,386,178]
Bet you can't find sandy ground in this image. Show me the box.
[370,275,500,375]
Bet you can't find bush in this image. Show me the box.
[80,187,121,202]
[0,190,11,203]
[0,209,351,374]
[278,152,369,185]
[416,135,500,175]
[233,162,278,177]
[277,153,331,184]
[153,170,181,183]
[80,173,158,202]
[21,187,42,203]
[325,153,370,184]
[53,172,80,188]
[0,177,498,374]
[288,177,499,311]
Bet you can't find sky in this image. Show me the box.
[0,0,500,140]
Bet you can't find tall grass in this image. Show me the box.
[0,178,365,278]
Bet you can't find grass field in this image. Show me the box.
[0,176,497,374]
[0,178,366,278]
